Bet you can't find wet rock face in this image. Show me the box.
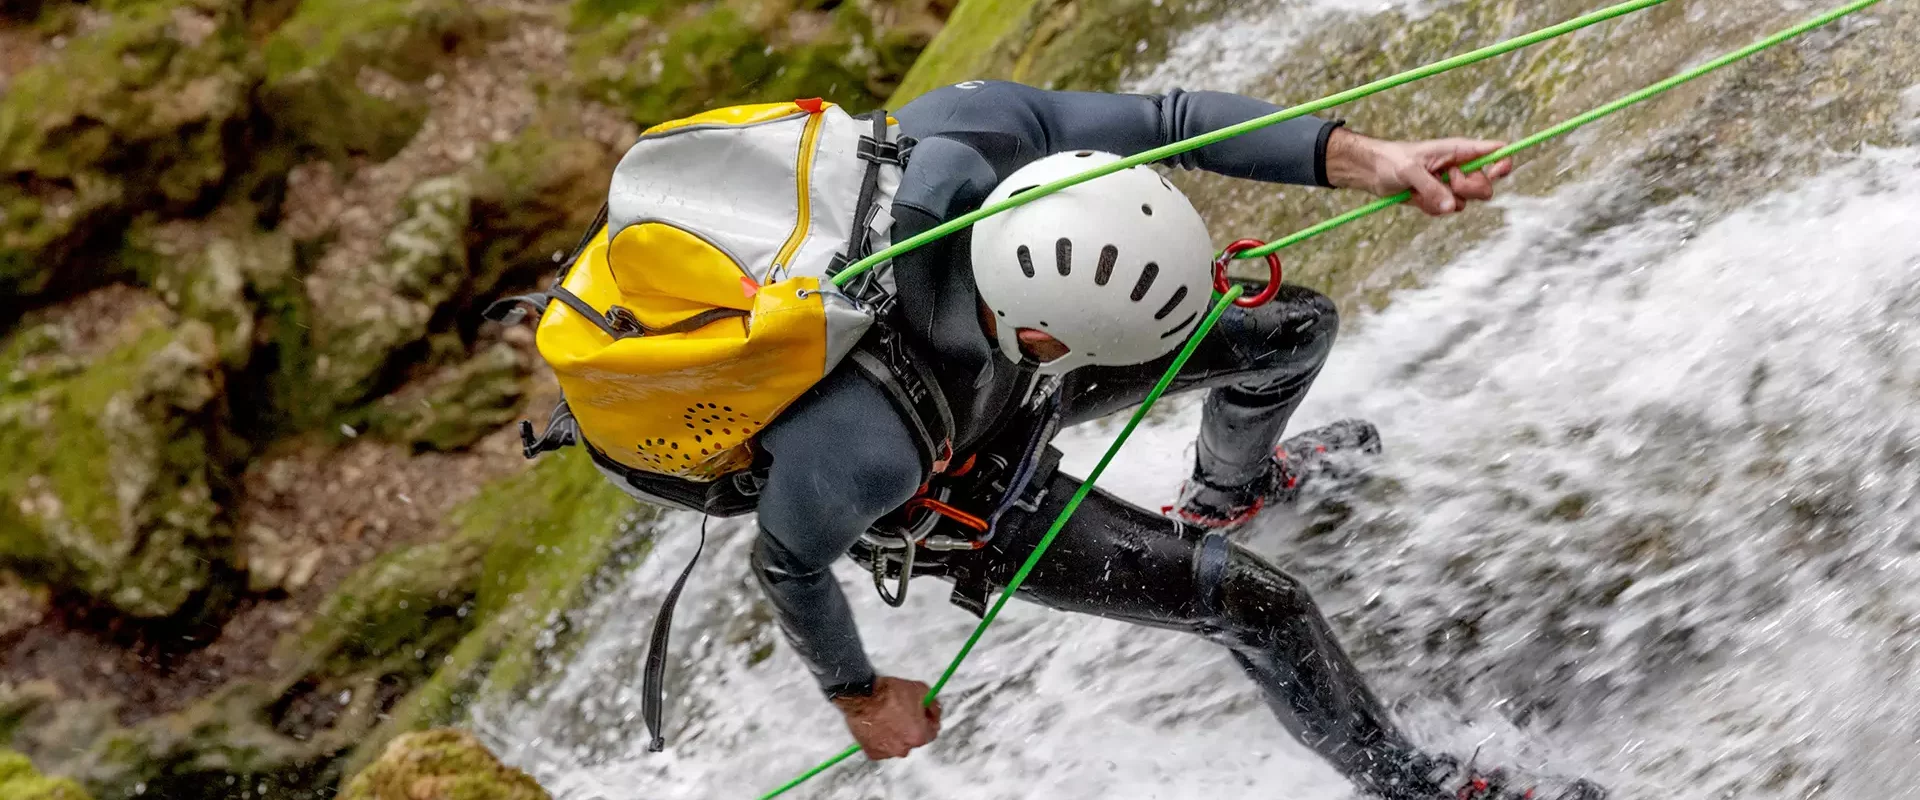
[0,293,229,619]
[339,729,547,800]
[307,176,474,414]
[0,0,253,310]
[257,0,495,163]
[362,342,530,452]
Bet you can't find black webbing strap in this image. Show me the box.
[643,514,708,752]
[556,203,609,283]
[484,286,746,341]
[518,401,580,459]
[847,319,954,476]
[828,111,912,301]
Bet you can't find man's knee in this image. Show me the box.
[1197,537,1320,625]
[1222,285,1338,374]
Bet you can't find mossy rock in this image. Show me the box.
[573,0,951,128]
[338,729,547,800]
[0,750,92,800]
[0,299,230,618]
[124,217,302,371]
[360,343,529,452]
[342,449,650,780]
[258,0,495,162]
[0,0,254,309]
[34,521,493,798]
[467,124,614,301]
[32,448,651,795]
[307,176,473,417]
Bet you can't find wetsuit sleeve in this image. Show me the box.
[753,367,924,697]
[896,81,1342,188]
[1020,85,1339,187]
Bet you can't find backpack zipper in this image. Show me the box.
[770,109,826,278]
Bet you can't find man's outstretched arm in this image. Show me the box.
[895,80,1513,217]
[753,367,942,759]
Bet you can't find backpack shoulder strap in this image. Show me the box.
[847,312,955,476]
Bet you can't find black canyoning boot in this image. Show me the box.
[1376,752,1609,800]
[1170,418,1383,529]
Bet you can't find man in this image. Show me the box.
[750,80,1596,799]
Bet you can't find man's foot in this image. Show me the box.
[1383,752,1609,800]
[1169,418,1383,529]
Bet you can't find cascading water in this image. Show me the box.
[475,4,1920,798]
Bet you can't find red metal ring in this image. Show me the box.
[1212,238,1284,308]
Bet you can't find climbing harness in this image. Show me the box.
[857,375,1063,608]
[758,0,1885,794]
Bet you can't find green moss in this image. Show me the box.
[257,0,493,162]
[261,0,490,82]
[892,0,1045,102]
[0,305,227,618]
[361,344,528,452]
[467,123,613,299]
[285,536,487,681]
[574,0,946,127]
[307,176,473,416]
[339,729,547,800]
[0,0,251,305]
[0,750,92,800]
[342,449,651,778]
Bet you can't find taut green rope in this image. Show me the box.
[764,0,1882,796]
[829,0,1677,290]
[1236,0,1885,260]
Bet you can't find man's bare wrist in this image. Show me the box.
[1323,128,1378,192]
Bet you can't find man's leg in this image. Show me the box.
[1059,283,1341,489]
[957,467,1435,798]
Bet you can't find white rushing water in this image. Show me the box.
[478,140,1920,798]
[476,1,1920,792]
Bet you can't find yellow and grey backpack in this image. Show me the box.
[486,98,953,516]
[485,99,958,751]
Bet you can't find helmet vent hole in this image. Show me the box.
[1141,204,1153,216]
[1016,245,1035,278]
[1074,151,1093,157]
[1154,286,1189,320]
[1130,262,1159,302]
[996,309,1006,316]
[1094,245,1118,286]
[1038,320,1049,327]
[1054,238,1072,276]
[1160,310,1199,339]
[1160,176,1175,191]
[1010,184,1042,199]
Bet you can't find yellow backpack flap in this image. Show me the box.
[503,100,908,485]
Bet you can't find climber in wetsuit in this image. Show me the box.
[750,81,1598,800]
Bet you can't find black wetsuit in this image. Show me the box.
[752,81,1429,796]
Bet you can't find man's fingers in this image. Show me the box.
[1400,164,1456,215]
[1428,138,1508,169]
[1485,157,1515,180]
[1451,167,1496,201]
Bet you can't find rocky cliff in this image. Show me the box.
[0,0,947,796]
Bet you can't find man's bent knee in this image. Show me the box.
[1196,536,1321,626]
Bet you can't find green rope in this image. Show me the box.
[1236,0,1885,260]
[756,285,1246,800]
[829,0,1677,290]
[763,1,1883,796]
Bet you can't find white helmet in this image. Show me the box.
[970,151,1214,375]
